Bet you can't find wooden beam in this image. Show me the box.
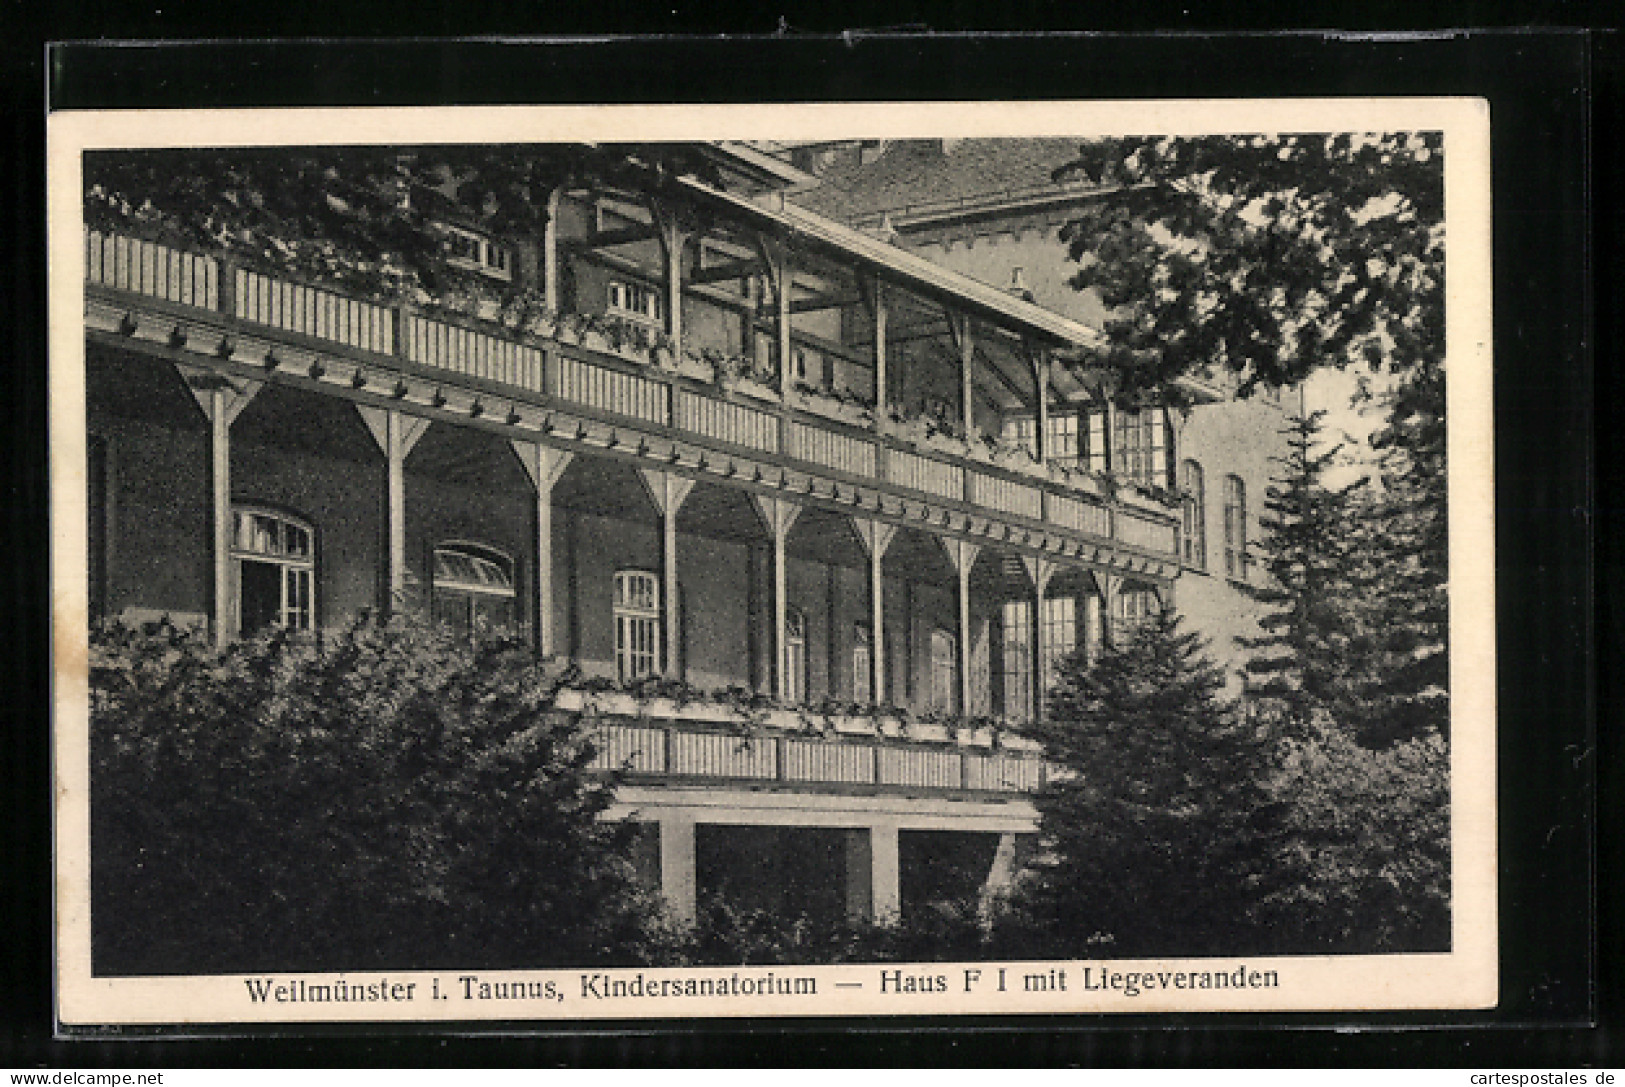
[688,257,760,286]
[561,222,663,252]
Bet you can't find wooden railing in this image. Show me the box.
[85,227,1177,558]
[587,719,1044,795]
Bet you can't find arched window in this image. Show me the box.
[1181,459,1207,569]
[432,543,516,635]
[783,607,807,704]
[614,570,661,682]
[1113,582,1163,639]
[930,629,958,714]
[232,507,314,634]
[1223,474,1248,580]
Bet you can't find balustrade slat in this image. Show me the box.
[1116,509,1177,555]
[876,746,962,789]
[668,731,776,779]
[1047,492,1111,537]
[783,740,876,784]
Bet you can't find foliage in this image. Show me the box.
[1251,713,1450,953]
[1349,353,1449,746]
[84,143,724,303]
[90,617,680,975]
[678,895,992,966]
[1237,411,1372,734]
[1011,611,1284,957]
[1054,133,1444,405]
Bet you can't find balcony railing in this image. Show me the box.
[85,228,1178,560]
[569,691,1047,796]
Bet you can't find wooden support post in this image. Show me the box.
[357,407,431,617]
[751,495,803,701]
[1030,344,1052,464]
[947,539,981,718]
[543,187,564,315]
[653,202,691,364]
[873,276,888,423]
[1022,555,1056,721]
[638,469,696,677]
[178,365,260,646]
[948,311,975,441]
[853,517,898,706]
[511,441,575,656]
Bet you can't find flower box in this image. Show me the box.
[732,377,780,403]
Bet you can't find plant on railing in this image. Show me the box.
[690,348,777,394]
[788,382,875,427]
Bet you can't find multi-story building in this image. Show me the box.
[80,140,1207,930]
[785,137,1294,686]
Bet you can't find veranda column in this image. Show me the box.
[510,441,574,656]
[979,832,1019,922]
[178,365,260,647]
[948,311,976,440]
[750,495,803,701]
[1029,344,1052,463]
[638,469,696,677]
[869,821,902,923]
[947,538,981,717]
[872,276,888,422]
[852,517,898,705]
[542,186,564,314]
[653,202,691,363]
[357,407,431,616]
[1021,555,1056,721]
[658,814,698,926]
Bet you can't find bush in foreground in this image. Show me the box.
[90,618,677,975]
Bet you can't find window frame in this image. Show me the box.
[1181,459,1208,570]
[431,541,518,635]
[607,278,665,325]
[230,505,316,635]
[929,628,958,715]
[437,222,514,282]
[1223,473,1249,582]
[784,606,808,704]
[613,569,662,682]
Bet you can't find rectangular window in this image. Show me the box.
[1085,409,1108,474]
[1223,475,1249,581]
[1113,408,1170,489]
[1001,412,1081,465]
[439,223,513,282]
[608,279,665,324]
[852,622,872,703]
[1000,600,1033,722]
[1181,459,1207,569]
[930,629,958,715]
[1042,596,1077,685]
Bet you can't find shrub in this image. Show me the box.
[89,618,676,974]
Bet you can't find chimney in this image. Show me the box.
[1009,268,1034,301]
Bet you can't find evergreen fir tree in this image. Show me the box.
[1352,356,1449,746]
[1007,611,1281,958]
[1238,410,1371,734]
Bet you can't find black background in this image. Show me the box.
[2,23,1610,1067]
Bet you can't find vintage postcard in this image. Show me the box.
[50,98,1495,1026]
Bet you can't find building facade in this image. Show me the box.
[82,141,1204,928]
[786,137,1293,684]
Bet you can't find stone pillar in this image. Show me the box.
[751,495,803,701]
[658,815,698,926]
[357,407,431,617]
[852,518,898,707]
[179,366,260,646]
[638,469,696,677]
[979,832,1019,923]
[843,828,873,923]
[511,441,574,655]
[871,822,902,924]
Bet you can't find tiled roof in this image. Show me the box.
[790,138,1096,223]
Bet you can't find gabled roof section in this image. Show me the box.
[790,137,1103,223]
[679,177,1105,352]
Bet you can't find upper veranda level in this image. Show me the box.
[82,141,1188,579]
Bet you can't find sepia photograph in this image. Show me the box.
[49,99,1496,1024]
